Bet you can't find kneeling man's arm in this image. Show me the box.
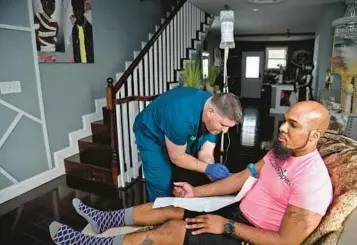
[165,136,209,173]
[197,141,216,164]
[230,204,322,245]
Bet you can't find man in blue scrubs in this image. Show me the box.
[133,87,242,201]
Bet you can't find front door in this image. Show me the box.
[241,51,264,99]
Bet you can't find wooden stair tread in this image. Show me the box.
[79,135,111,147]
[79,135,94,142]
[92,120,105,126]
[65,154,110,171]
[64,154,114,185]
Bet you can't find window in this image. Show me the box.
[265,47,287,69]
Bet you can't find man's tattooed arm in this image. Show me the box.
[228,205,323,245]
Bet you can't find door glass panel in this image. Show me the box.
[245,56,260,78]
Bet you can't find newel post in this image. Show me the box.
[106,78,119,186]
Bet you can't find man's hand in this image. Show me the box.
[185,215,228,235]
[205,163,230,181]
[173,182,195,198]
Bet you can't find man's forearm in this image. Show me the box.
[194,169,251,197]
[170,154,208,173]
[232,223,284,245]
[194,160,265,197]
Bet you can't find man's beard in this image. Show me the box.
[273,140,293,160]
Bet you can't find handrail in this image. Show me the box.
[113,0,187,94]
[114,95,158,105]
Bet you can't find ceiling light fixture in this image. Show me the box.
[253,8,259,11]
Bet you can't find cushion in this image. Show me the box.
[302,130,357,245]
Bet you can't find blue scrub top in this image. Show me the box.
[133,87,216,154]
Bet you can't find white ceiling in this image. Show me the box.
[190,0,345,34]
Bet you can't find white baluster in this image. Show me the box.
[162,29,167,92]
[187,3,191,50]
[177,13,180,69]
[138,60,144,111]
[181,8,184,63]
[166,22,171,83]
[144,53,149,97]
[192,4,195,39]
[183,3,187,58]
[115,103,125,188]
[197,7,200,33]
[149,46,154,95]
[123,81,132,183]
[154,40,158,95]
[173,15,177,71]
[170,19,174,81]
[115,74,126,188]
[158,33,163,94]
[117,88,129,184]
[129,101,139,179]
[133,67,139,96]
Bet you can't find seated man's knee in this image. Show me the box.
[162,206,185,221]
[158,220,186,239]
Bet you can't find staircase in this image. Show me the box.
[63,0,213,188]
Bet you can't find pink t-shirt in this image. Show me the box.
[240,150,333,231]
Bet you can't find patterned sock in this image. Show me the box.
[49,221,124,245]
[72,198,134,234]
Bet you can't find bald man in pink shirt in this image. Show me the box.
[49,101,333,245]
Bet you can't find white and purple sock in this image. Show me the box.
[49,221,124,245]
[72,198,134,234]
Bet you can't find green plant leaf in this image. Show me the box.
[207,64,219,86]
[180,61,202,88]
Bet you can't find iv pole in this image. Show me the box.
[219,5,235,163]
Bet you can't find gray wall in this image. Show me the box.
[315,2,345,94]
[0,0,165,192]
[41,0,164,154]
[0,0,49,190]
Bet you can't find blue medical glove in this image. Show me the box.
[205,163,230,181]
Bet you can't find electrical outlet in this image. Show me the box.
[0,81,21,94]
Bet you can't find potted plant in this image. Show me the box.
[206,64,219,93]
[180,61,202,88]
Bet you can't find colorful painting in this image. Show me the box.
[33,0,94,63]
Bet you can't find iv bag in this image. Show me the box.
[219,10,235,49]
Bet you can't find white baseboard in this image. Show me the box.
[0,167,64,204]
[53,98,106,170]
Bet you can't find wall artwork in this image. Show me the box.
[32,0,94,63]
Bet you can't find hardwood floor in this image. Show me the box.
[0,176,147,245]
[0,99,273,245]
